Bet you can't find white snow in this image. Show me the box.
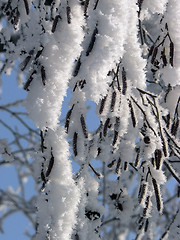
[35,127,81,240]
[25,2,84,130]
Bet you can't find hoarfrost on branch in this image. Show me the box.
[0,0,180,239]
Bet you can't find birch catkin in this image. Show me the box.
[152,178,162,212]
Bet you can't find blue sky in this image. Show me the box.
[0,71,35,240]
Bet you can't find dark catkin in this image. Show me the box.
[171,118,179,136]
[144,219,149,232]
[166,113,170,129]
[21,55,31,71]
[110,193,118,200]
[51,15,61,33]
[41,66,46,86]
[41,170,46,182]
[4,0,11,13]
[79,79,86,89]
[138,217,144,230]
[23,0,29,15]
[138,184,143,203]
[66,5,71,24]
[151,157,155,167]
[116,202,123,211]
[151,46,158,64]
[129,100,136,127]
[99,95,107,114]
[73,132,78,156]
[124,162,128,171]
[165,23,169,30]
[164,84,172,103]
[86,27,98,56]
[169,41,174,67]
[148,45,154,58]
[73,57,81,77]
[144,136,151,144]
[151,68,157,74]
[116,76,121,92]
[80,114,88,138]
[14,9,20,28]
[40,130,47,152]
[112,130,118,146]
[110,91,116,112]
[35,47,44,60]
[99,131,102,141]
[24,78,33,91]
[115,117,120,130]
[75,234,79,240]
[138,183,147,204]
[97,147,101,156]
[138,217,143,224]
[154,149,162,170]
[8,8,15,22]
[107,159,116,168]
[24,70,37,91]
[135,148,140,167]
[46,152,55,177]
[122,67,127,95]
[152,178,161,212]
[103,118,110,137]
[161,48,167,66]
[84,0,90,17]
[143,195,150,217]
[115,158,121,174]
[138,221,144,230]
[44,0,53,6]
[40,130,44,152]
[65,105,74,133]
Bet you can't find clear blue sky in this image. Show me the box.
[0,71,35,240]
